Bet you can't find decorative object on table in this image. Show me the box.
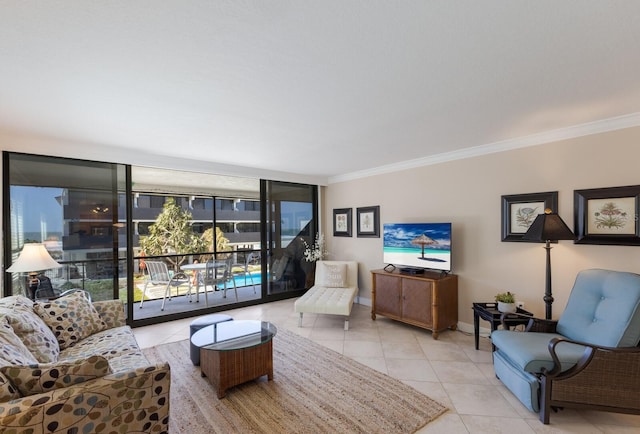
[333,208,352,237]
[574,184,640,245]
[501,191,558,242]
[300,233,327,262]
[356,205,380,238]
[494,291,516,313]
[522,208,575,319]
[6,243,63,300]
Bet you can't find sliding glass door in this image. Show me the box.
[263,180,318,298]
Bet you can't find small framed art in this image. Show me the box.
[333,208,352,237]
[356,206,380,238]
[574,185,640,245]
[501,191,558,242]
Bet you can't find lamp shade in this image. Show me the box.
[522,210,575,242]
[6,243,62,273]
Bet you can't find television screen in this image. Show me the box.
[383,222,452,272]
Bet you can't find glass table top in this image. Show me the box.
[191,320,277,351]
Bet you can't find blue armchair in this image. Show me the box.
[491,269,640,424]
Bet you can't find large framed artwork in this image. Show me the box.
[333,208,352,237]
[574,185,640,245]
[501,191,558,242]
[356,206,380,238]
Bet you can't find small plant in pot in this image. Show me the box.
[495,291,517,313]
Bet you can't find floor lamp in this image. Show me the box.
[522,209,575,320]
[6,243,62,300]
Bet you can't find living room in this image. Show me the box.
[1,2,640,433]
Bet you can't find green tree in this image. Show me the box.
[139,198,206,270]
[199,227,231,261]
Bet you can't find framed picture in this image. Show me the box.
[333,208,352,237]
[356,206,380,238]
[501,191,558,242]
[574,185,640,245]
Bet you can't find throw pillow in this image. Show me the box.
[1,296,60,363]
[0,317,38,367]
[0,371,19,402]
[322,263,347,288]
[1,355,111,396]
[34,291,107,350]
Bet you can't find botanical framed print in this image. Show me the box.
[501,191,558,242]
[356,206,380,238]
[333,208,352,237]
[574,185,640,245]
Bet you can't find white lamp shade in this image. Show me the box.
[6,243,62,273]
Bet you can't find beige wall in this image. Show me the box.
[323,126,640,327]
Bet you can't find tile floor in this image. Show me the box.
[133,299,640,433]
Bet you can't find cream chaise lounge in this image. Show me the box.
[295,260,358,330]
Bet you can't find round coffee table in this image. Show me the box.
[191,320,277,398]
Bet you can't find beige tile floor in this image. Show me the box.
[133,299,640,433]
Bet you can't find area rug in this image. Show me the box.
[142,327,447,433]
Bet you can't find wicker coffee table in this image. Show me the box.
[191,320,277,398]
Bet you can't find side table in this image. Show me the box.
[472,302,533,350]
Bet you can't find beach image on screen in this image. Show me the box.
[383,223,452,271]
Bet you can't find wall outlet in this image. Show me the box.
[516,301,525,309]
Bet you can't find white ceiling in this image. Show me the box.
[1,1,640,183]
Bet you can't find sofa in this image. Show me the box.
[0,292,170,433]
[295,260,358,330]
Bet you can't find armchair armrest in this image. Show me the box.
[544,336,640,378]
[540,337,640,418]
[524,317,558,333]
[0,363,170,433]
[93,299,126,328]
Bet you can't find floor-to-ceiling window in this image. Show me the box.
[2,152,128,302]
[3,153,318,326]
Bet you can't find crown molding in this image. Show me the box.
[328,112,640,184]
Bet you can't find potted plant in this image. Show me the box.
[495,291,517,313]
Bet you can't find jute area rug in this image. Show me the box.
[143,327,447,433]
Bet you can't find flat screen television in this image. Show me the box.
[383,222,452,273]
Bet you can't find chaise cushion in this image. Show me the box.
[294,286,358,316]
[34,291,108,350]
[1,355,111,396]
[322,262,347,287]
[0,296,59,363]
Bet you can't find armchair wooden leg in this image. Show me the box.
[298,313,303,327]
[540,377,551,424]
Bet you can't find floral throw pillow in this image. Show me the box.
[1,355,111,396]
[34,291,107,350]
[322,263,347,288]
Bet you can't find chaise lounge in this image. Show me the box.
[295,260,358,330]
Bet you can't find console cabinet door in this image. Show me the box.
[402,278,432,327]
[374,274,402,317]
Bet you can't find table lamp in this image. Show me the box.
[6,243,62,299]
[522,209,575,319]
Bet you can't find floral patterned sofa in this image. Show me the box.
[0,292,170,433]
